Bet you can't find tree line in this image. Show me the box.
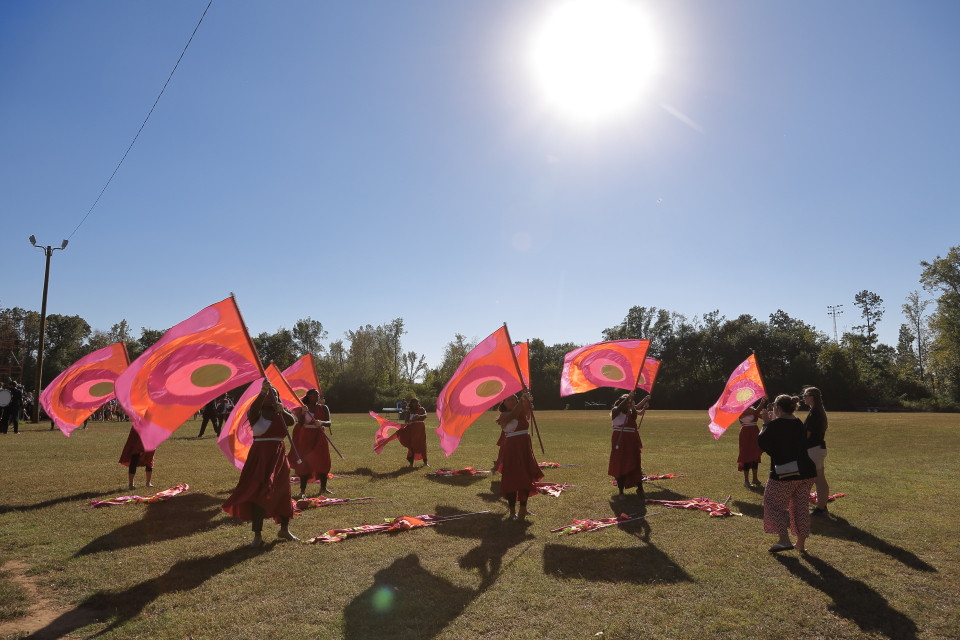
[3,246,958,413]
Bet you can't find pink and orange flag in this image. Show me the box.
[115,297,262,451]
[41,342,130,436]
[218,363,301,470]
[435,326,525,456]
[559,339,651,396]
[707,354,766,440]
[370,411,405,454]
[637,357,661,393]
[283,353,322,401]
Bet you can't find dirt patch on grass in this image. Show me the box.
[0,560,100,639]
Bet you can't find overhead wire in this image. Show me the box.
[66,0,214,242]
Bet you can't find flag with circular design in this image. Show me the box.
[559,339,651,396]
[283,353,322,402]
[218,363,301,470]
[637,357,661,393]
[41,342,130,436]
[370,411,405,454]
[707,354,766,440]
[435,326,525,456]
[115,297,262,451]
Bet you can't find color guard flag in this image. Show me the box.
[514,342,530,388]
[435,326,525,456]
[218,363,301,470]
[283,353,322,402]
[637,357,661,393]
[707,354,766,440]
[370,411,405,454]
[41,342,130,436]
[559,339,651,396]
[115,297,262,451]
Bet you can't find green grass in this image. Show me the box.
[1,411,958,639]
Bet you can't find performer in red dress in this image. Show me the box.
[119,427,156,489]
[222,380,297,547]
[608,392,649,497]
[290,388,332,498]
[496,391,542,520]
[738,399,766,487]
[397,397,428,467]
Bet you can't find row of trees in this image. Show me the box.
[3,247,958,413]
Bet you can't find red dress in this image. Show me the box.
[496,414,543,499]
[118,428,155,468]
[608,409,643,488]
[289,404,331,479]
[222,414,294,523]
[397,408,427,461]
[737,408,763,470]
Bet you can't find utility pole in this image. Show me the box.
[827,304,844,344]
[29,235,68,422]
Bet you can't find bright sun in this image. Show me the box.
[530,0,657,122]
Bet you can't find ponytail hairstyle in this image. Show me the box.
[612,393,630,418]
[773,394,800,415]
[802,386,827,425]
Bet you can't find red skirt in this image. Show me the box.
[289,425,331,478]
[397,422,427,460]
[738,424,762,470]
[498,434,543,499]
[118,428,155,468]
[223,440,294,523]
[608,430,643,488]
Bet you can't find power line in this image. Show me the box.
[67,0,214,242]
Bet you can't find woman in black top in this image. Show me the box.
[802,387,830,515]
[757,394,817,553]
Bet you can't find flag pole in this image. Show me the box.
[615,351,651,450]
[502,323,544,455]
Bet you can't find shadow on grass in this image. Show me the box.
[775,553,919,639]
[0,490,117,515]
[28,545,263,639]
[476,479,503,504]
[543,543,694,584]
[732,500,764,519]
[429,505,536,589]
[606,497,652,542]
[424,473,489,487]
[343,553,480,640]
[813,514,936,572]
[74,493,229,557]
[341,466,418,481]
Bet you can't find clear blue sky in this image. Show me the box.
[3,1,958,368]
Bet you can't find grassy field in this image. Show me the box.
[1,410,958,639]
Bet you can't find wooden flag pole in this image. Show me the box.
[502,323,544,455]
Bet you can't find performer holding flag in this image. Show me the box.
[608,391,649,497]
[222,380,297,547]
[397,397,429,468]
[495,390,543,521]
[290,388,332,498]
[119,426,156,489]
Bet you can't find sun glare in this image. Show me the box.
[530,0,657,122]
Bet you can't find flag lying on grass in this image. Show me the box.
[218,363,300,470]
[42,342,129,436]
[293,495,375,513]
[551,511,662,535]
[435,326,525,456]
[560,339,651,396]
[115,297,261,451]
[809,492,846,503]
[707,354,766,440]
[645,497,742,517]
[306,511,489,544]
[534,482,581,497]
[538,461,579,468]
[425,467,490,476]
[88,483,189,507]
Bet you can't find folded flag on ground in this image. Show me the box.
[645,497,742,517]
[88,483,189,507]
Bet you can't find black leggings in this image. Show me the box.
[251,504,289,533]
[128,453,153,474]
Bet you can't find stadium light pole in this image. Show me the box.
[28,235,68,423]
[827,304,843,344]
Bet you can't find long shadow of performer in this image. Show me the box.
[775,553,919,640]
[542,541,693,585]
[27,545,263,639]
[424,473,489,488]
[0,490,117,515]
[812,514,936,573]
[343,553,479,640]
[476,478,502,504]
[75,493,230,557]
[429,505,536,590]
